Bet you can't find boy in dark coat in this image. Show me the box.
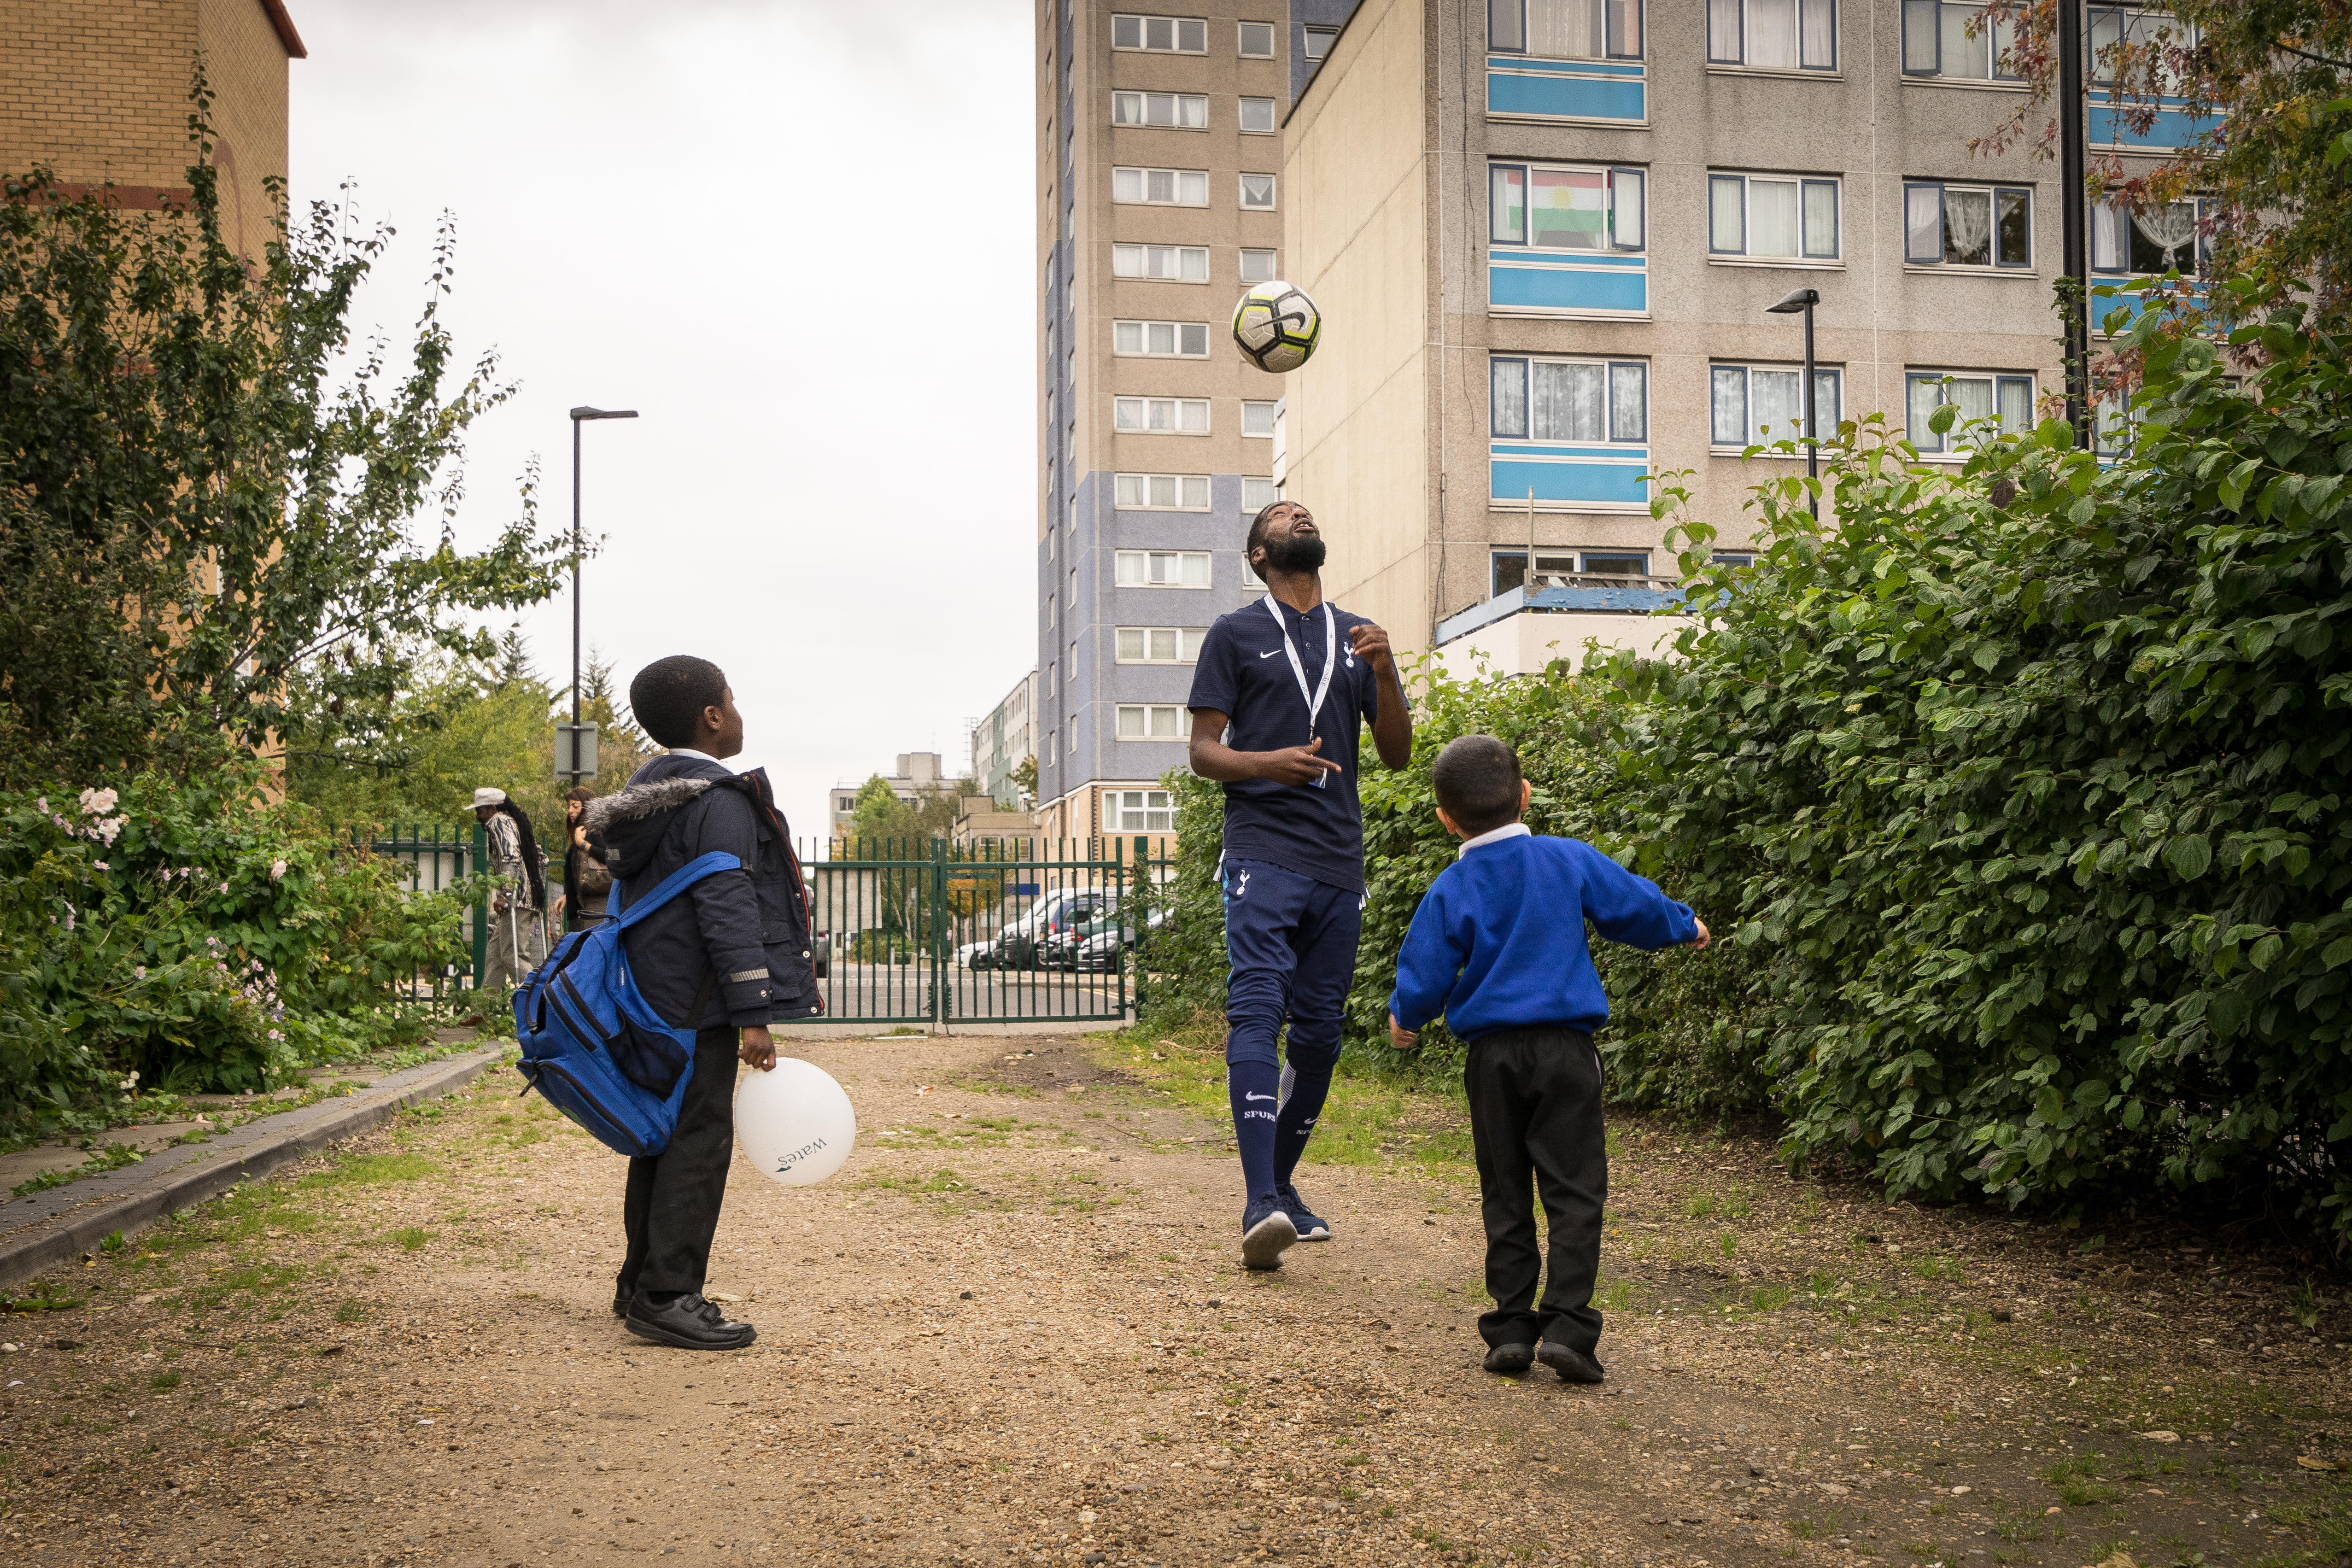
[1388,735,1708,1384]
[579,655,823,1350]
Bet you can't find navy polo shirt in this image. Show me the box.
[1186,594,1390,894]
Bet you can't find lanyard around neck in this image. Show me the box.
[1262,593,1338,741]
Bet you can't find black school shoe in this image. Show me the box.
[625,1293,757,1351]
[1536,1340,1604,1384]
[612,1290,629,1318]
[1482,1342,1535,1374]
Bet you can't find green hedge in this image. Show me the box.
[1144,301,2352,1233]
[0,763,476,1138]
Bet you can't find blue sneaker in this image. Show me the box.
[1276,1182,1331,1241]
[1240,1196,1299,1271]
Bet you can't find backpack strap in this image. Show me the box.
[611,851,743,930]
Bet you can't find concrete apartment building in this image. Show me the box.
[1275,0,2183,674]
[971,671,1041,807]
[0,0,304,262]
[827,752,950,837]
[1033,1,1366,844]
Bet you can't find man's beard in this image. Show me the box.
[1260,532,1327,574]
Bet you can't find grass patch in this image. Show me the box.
[1,1279,85,1313]
[10,1140,146,1197]
[388,1227,432,1252]
[297,1152,440,1190]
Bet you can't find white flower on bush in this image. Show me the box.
[77,787,118,816]
[216,881,228,894]
[133,966,147,979]
[118,1070,140,1091]
[269,858,288,881]
[35,796,47,812]
[93,815,126,846]
[267,1030,283,1042]
[93,861,108,872]
[61,902,76,932]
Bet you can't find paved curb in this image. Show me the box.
[0,1040,510,1295]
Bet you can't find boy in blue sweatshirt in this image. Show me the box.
[1388,735,1708,1383]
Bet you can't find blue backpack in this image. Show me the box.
[511,850,741,1158]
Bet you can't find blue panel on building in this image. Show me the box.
[1489,262,1646,314]
[1487,69,1644,121]
[1489,456,1648,507]
[2089,101,2200,149]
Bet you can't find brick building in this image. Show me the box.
[0,0,305,259]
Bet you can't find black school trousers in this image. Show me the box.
[1463,1023,1607,1355]
[618,1029,739,1302]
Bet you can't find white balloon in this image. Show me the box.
[734,1058,857,1186]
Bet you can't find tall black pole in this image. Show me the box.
[1802,298,1819,519]
[2059,0,2091,448]
[569,414,583,774]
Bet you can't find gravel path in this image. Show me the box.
[1,1030,2346,1568]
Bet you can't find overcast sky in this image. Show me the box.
[287,0,1036,837]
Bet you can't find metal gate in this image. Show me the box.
[362,824,487,995]
[802,837,1170,1025]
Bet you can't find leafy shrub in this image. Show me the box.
[0,761,475,1136]
[1601,299,2352,1225]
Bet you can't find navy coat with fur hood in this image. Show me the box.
[579,755,823,1029]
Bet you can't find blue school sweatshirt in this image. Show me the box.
[1388,824,1698,1041]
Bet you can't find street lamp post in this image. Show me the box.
[2058,0,2092,449]
[1766,287,1821,517]
[567,405,638,784]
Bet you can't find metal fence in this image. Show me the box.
[803,836,1176,1026]
[361,824,488,995]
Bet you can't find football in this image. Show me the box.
[1231,280,1322,374]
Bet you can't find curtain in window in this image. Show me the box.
[1609,363,1647,441]
[1605,0,1641,55]
[1995,188,2031,265]
[1708,0,1742,59]
[1531,360,1606,441]
[1530,167,1607,248]
[1801,0,1836,66]
[1491,166,1527,243]
[1711,176,1747,251]
[2132,202,2197,270]
[1997,378,2034,433]
[1907,377,1944,449]
[1491,0,1526,49]
[1492,359,1528,437]
[1813,369,1841,429]
[1940,1,1989,76]
[1750,0,1799,67]
[1902,0,1938,68]
[1942,187,1992,264]
[1710,367,1749,445]
[1611,170,1644,248]
[1753,369,1802,437]
[1950,377,1995,428]
[2093,201,2128,270]
[1750,180,1800,256]
[1527,0,1603,59]
[1803,181,1838,256]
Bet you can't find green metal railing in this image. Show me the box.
[803,836,1176,1025]
[360,823,488,995]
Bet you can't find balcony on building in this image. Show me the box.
[1434,552,1691,678]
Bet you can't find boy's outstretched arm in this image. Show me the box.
[1569,840,1706,951]
[1387,884,1462,1045]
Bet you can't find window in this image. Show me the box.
[1304,25,1339,59]
[1114,396,1211,434]
[2093,196,2209,275]
[1112,166,1211,207]
[1905,182,2032,268]
[1582,552,1649,575]
[1116,549,1213,586]
[1901,0,2019,78]
[1113,319,1212,357]
[1067,727,1077,755]
[1241,476,1282,510]
[1492,551,1577,595]
[1906,372,2035,451]
[1240,247,1278,284]
[1488,0,1643,59]
[1240,174,1277,210]
[1112,92,1208,129]
[1239,97,1277,134]
[1115,789,1176,831]
[1114,474,1212,509]
[1044,662,1057,699]
[1047,593,1058,631]
[2090,6,2191,91]
[1068,565,1077,608]
[1708,173,1839,260]
[1117,705,1187,739]
[1116,627,1208,662]
[1113,243,1210,282]
[1490,357,1649,443]
[1113,14,1208,53]
[1241,400,1278,437]
[1238,20,1276,57]
[1708,0,1835,69]
[1709,364,1843,446]
[1490,164,1644,251]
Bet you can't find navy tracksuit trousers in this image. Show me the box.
[1222,858,1360,1203]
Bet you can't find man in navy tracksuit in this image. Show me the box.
[579,655,823,1351]
[1389,735,1708,1383]
[1186,500,1413,1270]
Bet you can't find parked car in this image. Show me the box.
[813,929,829,980]
[1043,899,1129,969]
[955,939,995,969]
[1002,891,1117,969]
[1073,906,1163,973]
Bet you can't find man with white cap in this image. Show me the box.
[472,786,547,992]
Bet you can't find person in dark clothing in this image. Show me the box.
[557,785,612,932]
[1388,736,1708,1385]
[578,655,823,1352]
